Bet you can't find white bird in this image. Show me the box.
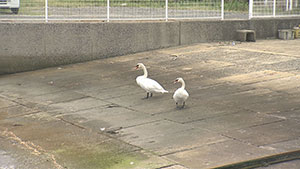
[135,63,168,99]
[173,77,189,108]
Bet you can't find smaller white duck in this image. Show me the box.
[173,77,189,108]
[135,63,168,99]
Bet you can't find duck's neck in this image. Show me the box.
[141,65,148,78]
[180,79,186,89]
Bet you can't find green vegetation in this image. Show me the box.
[2,0,299,16]
[53,145,146,169]
[17,0,249,11]
[224,0,248,11]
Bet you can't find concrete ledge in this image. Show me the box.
[0,18,300,75]
[214,150,300,169]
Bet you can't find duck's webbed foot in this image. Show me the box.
[181,102,185,109]
[143,92,150,99]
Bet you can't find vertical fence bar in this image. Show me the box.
[165,0,168,21]
[45,0,48,22]
[221,0,224,20]
[289,0,293,10]
[273,0,276,17]
[107,0,110,22]
[249,0,253,19]
[286,0,289,11]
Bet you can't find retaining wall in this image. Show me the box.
[0,18,299,74]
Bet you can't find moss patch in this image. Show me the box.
[53,144,146,169]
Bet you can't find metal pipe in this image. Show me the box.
[273,0,276,17]
[107,0,110,22]
[221,0,224,20]
[289,0,293,10]
[249,0,253,19]
[45,0,48,22]
[165,0,168,21]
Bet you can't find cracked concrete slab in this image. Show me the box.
[1,39,300,168]
[0,97,17,109]
[120,127,229,156]
[0,112,172,169]
[165,139,276,169]
[154,103,243,124]
[49,97,109,113]
[59,106,162,132]
[77,84,142,100]
[119,120,194,142]
[0,105,39,119]
[223,119,300,147]
[29,90,87,105]
[0,82,64,98]
[188,110,284,132]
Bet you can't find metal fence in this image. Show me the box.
[0,0,300,21]
[0,0,224,21]
[249,0,300,18]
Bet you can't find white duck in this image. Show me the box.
[135,63,168,98]
[173,77,189,108]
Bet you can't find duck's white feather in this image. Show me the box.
[136,76,168,93]
[173,77,189,106]
[173,88,189,104]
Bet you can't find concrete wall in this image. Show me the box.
[0,18,300,74]
[180,18,300,44]
[179,20,249,44]
[0,22,180,74]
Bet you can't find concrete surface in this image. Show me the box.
[1,18,300,74]
[1,39,300,168]
[0,21,180,75]
[257,160,300,169]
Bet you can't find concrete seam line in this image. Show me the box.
[213,149,300,169]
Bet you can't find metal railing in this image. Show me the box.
[0,0,300,21]
[249,0,300,18]
[0,0,224,21]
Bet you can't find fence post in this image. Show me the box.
[289,0,293,10]
[107,0,110,22]
[273,0,276,17]
[221,0,224,20]
[249,0,253,19]
[45,0,48,22]
[165,0,168,21]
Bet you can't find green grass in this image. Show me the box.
[6,0,300,16]
[224,0,248,12]
[17,0,249,11]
